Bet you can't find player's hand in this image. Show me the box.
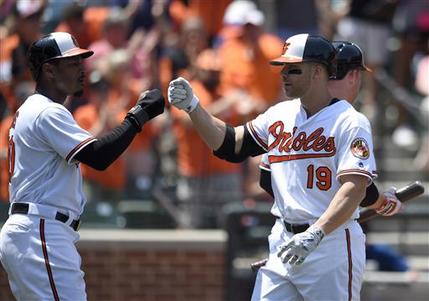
[375,187,402,216]
[136,89,165,120]
[127,89,165,131]
[168,77,199,113]
[277,225,325,265]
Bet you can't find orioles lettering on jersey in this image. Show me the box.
[267,122,336,163]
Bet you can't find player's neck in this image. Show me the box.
[35,85,67,104]
[300,89,332,117]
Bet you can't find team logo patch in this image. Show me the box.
[351,138,370,159]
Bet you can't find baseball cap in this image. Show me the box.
[223,0,264,26]
[30,32,93,62]
[15,0,44,19]
[28,32,94,79]
[270,33,336,68]
[332,41,372,80]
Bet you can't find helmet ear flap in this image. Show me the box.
[328,60,337,79]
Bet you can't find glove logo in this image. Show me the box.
[351,138,370,159]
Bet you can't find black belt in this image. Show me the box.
[10,203,81,231]
[283,221,309,234]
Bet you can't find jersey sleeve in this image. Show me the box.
[246,110,271,151]
[336,118,377,184]
[37,105,96,164]
[259,153,271,171]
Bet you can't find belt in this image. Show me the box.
[283,220,310,234]
[10,203,81,231]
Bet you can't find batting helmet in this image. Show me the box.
[27,32,93,80]
[270,33,336,76]
[332,41,371,80]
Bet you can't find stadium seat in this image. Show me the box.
[222,201,275,301]
[117,199,176,229]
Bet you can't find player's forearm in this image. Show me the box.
[75,118,138,170]
[189,103,227,150]
[314,175,367,234]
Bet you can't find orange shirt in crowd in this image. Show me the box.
[171,80,240,177]
[0,115,13,202]
[74,103,126,190]
[169,0,232,37]
[55,6,109,48]
[219,33,283,106]
[104,81,156,153]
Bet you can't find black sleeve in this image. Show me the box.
[213,125,265,163]
[74,118,139,170]
[360,182,380,207]
[259,169,274,198]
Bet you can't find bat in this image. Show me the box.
[250,181,425,272]
[357,181,425,223]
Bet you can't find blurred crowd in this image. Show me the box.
[0,0,428,229]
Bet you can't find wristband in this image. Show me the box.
[185,95,199,113]
[126,105,149,132]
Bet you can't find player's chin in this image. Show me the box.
[73,88,84,97]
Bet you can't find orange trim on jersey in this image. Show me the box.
[40,219,60,301]
[337,169,376,179]
[345,228,353,301]
[268,151,336,163]
[247,122,268,150]
[259,161,270,171]
[66,137,96,162]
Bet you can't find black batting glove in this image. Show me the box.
[126,89,165,132]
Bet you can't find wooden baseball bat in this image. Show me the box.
[357,181,425,223]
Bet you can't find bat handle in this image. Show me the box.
[358,181,425,223]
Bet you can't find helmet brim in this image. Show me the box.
[270,55,303,66]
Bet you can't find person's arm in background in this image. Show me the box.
[75,89,164,170]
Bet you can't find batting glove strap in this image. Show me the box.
[126,105,149,132]
[185,95,199,113]
[168,77,199,113]
[376,188,401,216]
[277,225,325,266]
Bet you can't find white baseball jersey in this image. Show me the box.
[8,93,96,217]
[248,98,377,223]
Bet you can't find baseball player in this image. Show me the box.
[0,32,164,301]
[259,41,401,217]
[169,33,376,300]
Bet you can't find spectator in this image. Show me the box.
[391,0,429,149]
[336,0,398,123]
[413,50,429,174]
[73,74,127,203]
[170,49,244,228]
[159,16,209,93]
[217,0,284,110]
[94,49,158,199]
[0,0,44,115]
[0,81,34,203]
[55,2,108,49]
[168,0,231,42]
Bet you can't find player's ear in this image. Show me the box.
[41,62,57,79]
[311,63,324,80]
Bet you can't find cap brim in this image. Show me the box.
[362,65,372,73]
[270,55,303,66]
[62,48,94,59]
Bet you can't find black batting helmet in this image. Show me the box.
[27,32,93,80]
[270,33,336,76]
[332,41,371,80]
